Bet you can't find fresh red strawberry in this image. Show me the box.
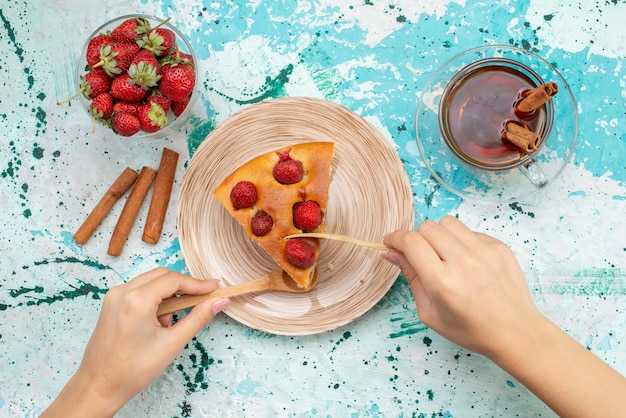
[171,94,190,117]
[57,69,110,105]
[163,44,194,66]
[82,69,111,99]
[273,150,303,184]
[178,51,193,63]
[284,239,315,269]
[110,74,147,102]
[111,17,151,43]
[73,17,195,136]
[145,90,171,113]
[131,49,162,74]
[112,112,141,136]
[138,102,169,133]
[140,27,176,57]
[292,201,322,231]
[159,63,195,102]
[128,50,162,89]
[86,34,112,67]
[112,101,141,116]
[251,210,274,236]
[230,181,257,209]
[94,42,140,76]
[89,92,114,120]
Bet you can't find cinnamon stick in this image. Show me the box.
[107,166,157,256]
[142,148,179,244]
[503,122,541,153]
[516,81,558,114]
[73,167,138,245]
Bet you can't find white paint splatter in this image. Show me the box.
[526,0,626,58]
[316,0,467,47]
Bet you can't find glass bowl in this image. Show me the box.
[76,14,199,139]
[415,45,578,203]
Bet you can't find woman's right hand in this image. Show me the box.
[382,216,626,418]
[382,215,540,358]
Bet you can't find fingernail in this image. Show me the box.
[211,298,231,315]
[380,252,400,266]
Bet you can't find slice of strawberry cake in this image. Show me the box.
[213,142,334,289]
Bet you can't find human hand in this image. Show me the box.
[383,216,626,417]
[382,216,540,358]
[42,268,230,418]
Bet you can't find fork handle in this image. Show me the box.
[156,276,270,316]
[285,232,390,251]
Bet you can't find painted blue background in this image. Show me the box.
[1,0,624,416]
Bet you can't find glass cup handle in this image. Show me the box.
[519,159,548,188]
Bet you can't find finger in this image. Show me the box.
[381,252,434,322]
[157,313,174,327]
[438,216,484,248]
[441,217,506,250]
[407,275,435,327]
[122,267,171,291]
[383,231,444,289]
[139,271,220,306]
[474,231,502,244]
[166,298,231,349]
[383,231,442,275]
[381,251,423,292]
[417,219,470,262]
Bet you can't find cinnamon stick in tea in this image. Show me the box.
[142,147,179,244]
[73,167,138,245]
[516,81,558,114]
[503,122,541,153]
[107,166,157,256]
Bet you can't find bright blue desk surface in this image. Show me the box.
[1,1,624,416]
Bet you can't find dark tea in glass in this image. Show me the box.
[439,58,553,170]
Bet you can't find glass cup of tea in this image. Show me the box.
[415,45,578,202]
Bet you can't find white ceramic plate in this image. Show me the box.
[177,97,414,335]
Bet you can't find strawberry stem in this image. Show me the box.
[151,17,171,31]
[56,89,83,105]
